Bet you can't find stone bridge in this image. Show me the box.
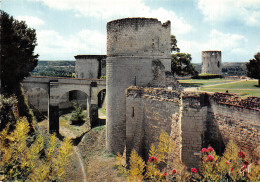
[22,76,106,133]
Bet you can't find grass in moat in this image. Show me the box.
[200,80,260,97]
[77,125,126,182]
[59,110,90,138]
[178,78,234,87]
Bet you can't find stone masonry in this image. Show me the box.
[125,88,260,168]
[106,18,178,154]
[75,55,106,79]
[202,50,222,75]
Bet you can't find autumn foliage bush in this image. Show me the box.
[118,130,260,182]
[0,95,73,181]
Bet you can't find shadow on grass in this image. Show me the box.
[180,83,203,87]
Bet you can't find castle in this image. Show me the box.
[19,17,259,168]
[104,18,259,168]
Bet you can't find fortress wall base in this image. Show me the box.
[125,88,260,168]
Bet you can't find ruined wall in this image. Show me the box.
[202,51,222,75]
[126,87,182,161]
[106,18,173,154]
[125,88,260,168]
[205,93,260,157]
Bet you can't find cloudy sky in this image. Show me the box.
[1,0,260,63]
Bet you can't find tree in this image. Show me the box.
[170,35,180,53]
[0,99,72,181]
[0,11,38,94]
[170,35,198,76]
[171,53,198,76]
[246,52,260,86]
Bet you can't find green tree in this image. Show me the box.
[171,53,198,76]
[246,52,260,86]
[170,35,198,76]
[70,103,85,125]
[0,11,38,94]
[170,35,180,53]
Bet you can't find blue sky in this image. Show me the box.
[1,0,260,63]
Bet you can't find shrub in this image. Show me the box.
[0,95,73,181]
[120,130,190,182]
[192,73,222,79]
[127,150,145,182]
[201,141,259,181]
[0,95,17,131]
[70,103,85,125]
[0,118,72,181]
[122,131,259,182]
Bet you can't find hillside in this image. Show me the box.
[31,61,75,77]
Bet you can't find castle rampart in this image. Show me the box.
[125,87,260,168]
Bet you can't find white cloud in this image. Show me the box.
[31,0,192,35]
[16,16,44,27]
[198,0,260,26]
[178,29,248,62]
[36,29,106,60]
[146,8,192,35]
[203,29,248,51]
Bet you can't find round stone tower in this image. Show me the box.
[202,51,222,75]
[106,18,172,154]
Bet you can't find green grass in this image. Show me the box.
[98,108,106,115]
[59,112,90,137]
[179,78,234,87]
[200,80,260,97]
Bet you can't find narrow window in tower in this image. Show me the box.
[217,61,220,68]
[132,107,135,118]
[80,72,84,78]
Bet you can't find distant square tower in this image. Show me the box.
[202,51,222,75]
[75,55,106,79]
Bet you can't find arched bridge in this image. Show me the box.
[22,76,106,133]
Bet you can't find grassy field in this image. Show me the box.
[200,80,260,97]
[179,78,234,87]
[179,78,260,97]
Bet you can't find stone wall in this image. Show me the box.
[126,87,182,161]
[125,88,260,168]
[181,93,207,168]
[205,93,260,158]
[25,87,48,113]
[25,88,88,114]
[202,51,222,75]
[75,55,106,79]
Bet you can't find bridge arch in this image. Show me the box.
[96,89,106,127]
[22,76,106,134]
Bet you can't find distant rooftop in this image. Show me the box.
[74,55,106,59]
